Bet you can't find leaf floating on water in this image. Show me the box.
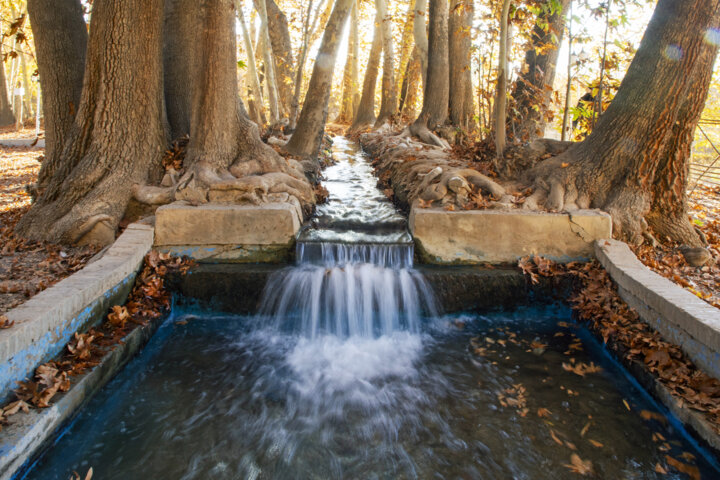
[654,463,668,474]
[549,428,563,446]
[588,439,604,448]
[562,362,603,377]
[537,407,552,418]
[639,410,668,425]
[564,454,593,476]
[580,421,591,437]
[665,455,700,480]
[623,399,631,411]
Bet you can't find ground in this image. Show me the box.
[0,143,98,315]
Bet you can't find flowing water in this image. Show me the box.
[21,138,720,479]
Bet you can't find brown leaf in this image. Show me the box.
[665,455,700,480]
[564,454,593,475]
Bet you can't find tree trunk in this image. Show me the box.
[26,0,86,173]
[400,47,421,118]
[16,0,167,246]
[526,0,720,245]
[375,0,397,126]
[288,0,323,131]
[410,0,449,146]
[396,0,416,97]
[349,1,383,130]
[494,0,512,157]
[254,0,294,116]
[236,1,267,126]
[135,0,313,212]
[448,0,474,129]
[285,0,353,157]
[163,0,200,139]
[336,0,358,124]
[646,42,717,245]
[510,0,570,142]
[0,49,17,126]
[255,0,280,123]
[413,0,429,85]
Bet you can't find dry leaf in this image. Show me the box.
[564,454,593,475]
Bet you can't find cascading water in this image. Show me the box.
[258,136,437,339]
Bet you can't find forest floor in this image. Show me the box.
[0,145,98,317]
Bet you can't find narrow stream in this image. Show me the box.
[21,137,720,479]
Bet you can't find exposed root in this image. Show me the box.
[408,123,450,149]
[360,131,507,210]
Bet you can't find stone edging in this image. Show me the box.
[0,311,166,480]
[0,223,154,400]
[595,239,720,452]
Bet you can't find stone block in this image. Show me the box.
[409,206,612,265]
[154,203,301,252]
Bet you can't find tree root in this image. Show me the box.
[360,131,506,210]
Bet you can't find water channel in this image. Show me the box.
[21,137,720,479]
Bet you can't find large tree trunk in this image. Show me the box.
[494,0,512,158]
[136,0,313,213]
[410,0,449,146]
[288,0,324,131]
[448,0,474,130]
[16,0,167,246]
[254,0,294,116]
[336,0,359,124]
[375,0,397,126]
[285,0,354,158]
[510,0,570,142]
[349,1,383,130]
[26,0,87,183]
[526,0,720,245]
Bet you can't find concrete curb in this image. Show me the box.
[595,239,720,379]
[0,139,44,148]
[0,223,154,400]
[0,310,167,480]
[595,239,720,452]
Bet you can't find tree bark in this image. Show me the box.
[0,59,15,127]
[349,1,383,130]
[285,0,354,157]
[163,0,200,139]
[288,0,324,131]
[526,0,720,244]
[510,0,570,142]
[646,42,717,245]
[396,0,416,97]
[375,0,397,126]
[448,0,474,129]
[17,0,167,246]
[26,0,86,166]
[337,0,359,124]
[410,0,449,146]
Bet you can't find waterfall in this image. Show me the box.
[258,136,437,339]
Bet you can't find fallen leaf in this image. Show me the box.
[564,454,593,475]
[665,455,700,480]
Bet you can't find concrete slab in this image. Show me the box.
[409,206,612,265]
[154,202,301,263]
[0,223,154,400]
[595,239,720,379]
